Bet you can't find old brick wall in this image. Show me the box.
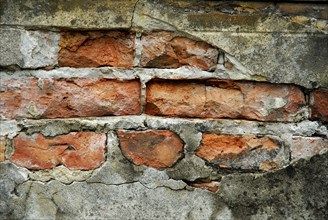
[1,0,328,219]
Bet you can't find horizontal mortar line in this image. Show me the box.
[7,115,320,126]
[0,24,327,35]
[186,30,328,35]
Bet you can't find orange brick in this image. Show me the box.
[310,89,328,123]
[141,31,218,70]
[58,31,135,68]
[117,130,184,169]
[0,137,6,161]
[0,78,141,119]
[146,80,306,122]
[11,132,106,170]
[196,134,283,170]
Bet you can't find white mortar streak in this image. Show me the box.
[133,32,142,67]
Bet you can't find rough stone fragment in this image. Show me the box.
[190,181,219,193]
[28,166,93,184]
[0,78,141,119]
[117,130,184,169]
[58,31,135,68]
[166,153,214,181]
[0,28,59,68]
[0,137,6,161]
[196,134,287,170]
[141,31,218,70]
[310,89,328,122]
[11,132,106,170]
[146,80,306,122]
[291,137,328,161]
[21,30,60,68]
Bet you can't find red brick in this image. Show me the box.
[190,181,219,193]
[117,130,184,169]
[141,31,218,70]
[196,134,283,170]
[0,137,6,161]
[0,78,141,119]
[146,80,306,122]
[310,89,328,122]
[58,31,135,68]
[11,132,106,170]
[291,137,328,161]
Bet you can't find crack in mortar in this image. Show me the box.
[130,0,141,29]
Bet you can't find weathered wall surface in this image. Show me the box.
[0,0,327,219]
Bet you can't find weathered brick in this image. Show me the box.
[117,130,184,169]
[190,181,219,193]
[141,31,218,70]
[0,137,6,161]
[291,137,328,161]
[58,31,135,68]
[146,80,306,122]
[196,134,286,170]
[0,78,141,119]
[310,89,328,123]
[11,132,106,170]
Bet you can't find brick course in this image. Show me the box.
[0,78,141,119]
[146,80,306,122]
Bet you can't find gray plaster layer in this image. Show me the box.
[1,149,327,219]
[0,28,60,68]
[2,0,327,33]
[194,32,328,88]
[0,0,138,29]
[218,149,328,219]
[132,0,328,33]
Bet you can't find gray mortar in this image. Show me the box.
[14,116,328,139]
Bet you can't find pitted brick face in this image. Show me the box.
[146,80,306,122]
[117,130,184,169]
[58,31,135,68]
[310,89,328,123]
[140,31,218,70]
[196,134,285,171]
[0,78,141,119]
[11,132,106,170]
